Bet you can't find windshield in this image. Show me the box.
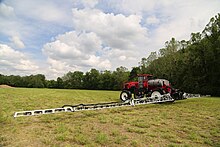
[138,76,144,81]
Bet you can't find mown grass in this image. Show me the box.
[0,88,220,146]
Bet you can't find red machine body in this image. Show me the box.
[120,74,183,101]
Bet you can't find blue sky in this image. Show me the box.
[0,0,220,79]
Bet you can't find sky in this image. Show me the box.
[0,0,219,79]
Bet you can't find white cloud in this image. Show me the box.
[119,55,126,61]
[9,35,25,49]
[0,0,74,55]
[41,7,150,77]
[0,3,14,17]
[72,8,148,50]
[43,31,102,60]
[105,0,173,15]
[72,8,149,68]
[42,31,111,76]
[5,0,72,25]
[120,0,155,14]
[146,0,220,51]
[46,57,78,76]
[0,44,39,75]
[146,15,160,25]
[76,0,98,8]
[27,4,67,23]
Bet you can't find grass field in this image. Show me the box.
[0,88,220,147]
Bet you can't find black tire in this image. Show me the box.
[120,90,131,102]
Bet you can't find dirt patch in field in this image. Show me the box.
[0,85,13,88]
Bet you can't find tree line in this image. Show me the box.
[0,14,219,96]
[0,66,129,90]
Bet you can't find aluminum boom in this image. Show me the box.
[14,94,174,118]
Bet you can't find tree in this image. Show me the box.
[83,69,100,89]
[112,66,129,90]
[190,32,201,43]
[62,71,84,89]
[57,77,64,88]
[47,80,57,88]
[98,70,114,90]
[179,40,189,50]
[138,57,147,72]
[146,52,157,64]
[25,74,46,88]
[129,67,141,80]
[138,52,158,73]
[159,38,179,57]
[202,13,220,39]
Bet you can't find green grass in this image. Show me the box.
[0,88,220,146]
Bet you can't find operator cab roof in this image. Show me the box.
[137,74,153,77]
[137,74,153,80]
